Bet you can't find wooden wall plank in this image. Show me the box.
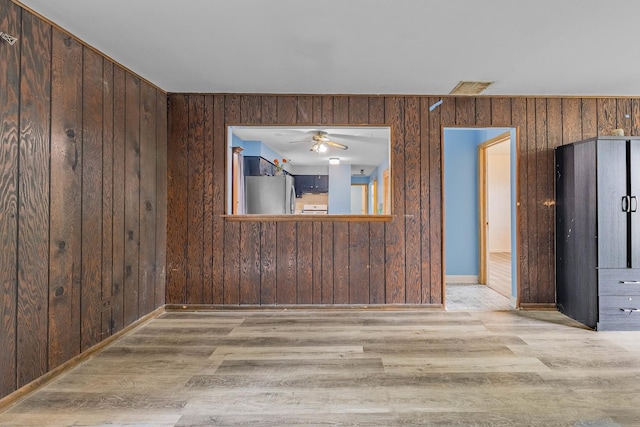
[597,98,617,137]
[321,222,334,304]
[0,0,20,399]
[296,222,314,304]
[111,66,126,329]
[404,97,421,303]
[312,222,323,303]
[348,96,369,124]
[123,72,140,326]
[333,97,349,124]
[581,98,598,139]
[384,97,406,303]
[241,95,261,124]
[561,98,582,144]
[211,95,226,304]
[260,221,277,305]
[296,96,313,123]
[48,27,82,371]
[419,98,431,303]
[491,98,512,126]
[369,222,385,304]
[617,98,632,136]
[276,222,297,304]
[186,96,204,304]
[523,98,538,303]
[261,96,277,124]
[239,222,261,304]
[455,97,475,127]
[155,91,168,308]
[80,48,103,350]
[632,99,640,137]
[201,95,214,305]
[223,221,240,304]
[166,95,188,304]
[17,10,51,386]
[475,98,491,126]
[138,81,157,316]
[101,60,114,339]
[349,222,369,304]
[333,222,350,304]
[277,96,297,123]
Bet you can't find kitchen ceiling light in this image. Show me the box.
[318,142,328,153]
[329,157,340,165]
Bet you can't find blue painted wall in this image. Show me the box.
[328,163,351,214]
[444,129,480,276]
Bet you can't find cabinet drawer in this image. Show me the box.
[598,295,640,330]
[598,269,640,295]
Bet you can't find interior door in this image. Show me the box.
[597,139,628,268]
[631,140,640,267]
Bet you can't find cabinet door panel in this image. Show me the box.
[631,140,640,267]
[597,139,628,268]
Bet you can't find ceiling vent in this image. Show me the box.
[450,81,493,95]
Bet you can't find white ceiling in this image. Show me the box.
[14,0,640,96]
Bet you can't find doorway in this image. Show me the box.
[443,128,518,310]
[478,132,512,298]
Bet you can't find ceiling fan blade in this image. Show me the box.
[326,140,348,150]
[288,138,311,144]
[325,133,377,143]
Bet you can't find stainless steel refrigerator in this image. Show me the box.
[245,175,296,214]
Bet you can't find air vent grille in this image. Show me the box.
[450,81,493,95]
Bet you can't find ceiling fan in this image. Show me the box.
[289,131,349,153]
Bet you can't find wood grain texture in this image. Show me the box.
[155,90,168,308]
[49,27,82,371]
[403,97,421,304]
[0,0,20,399]
[111,66,126,331]
[201,95,214,305]
[349,222,369,304]
[223,221,240,305]
[0,0,167,400]
[239,222,261,305]
[80,48,103,351]
[186,96,204,304]
[16,10,51,388]
[166,93,640,309]
[101,59,114,339]
[138,81,157,316]
[124,72,141,326]
[166,95,188,304]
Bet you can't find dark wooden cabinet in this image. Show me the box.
[294,174,328,197]
[556,137,640,330]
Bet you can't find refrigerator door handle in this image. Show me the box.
[622,195,631,212]
[631,195,638,213]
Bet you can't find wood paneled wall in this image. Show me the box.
[0,1,167,399]
[166,94,639,308]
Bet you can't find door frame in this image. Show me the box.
[478,131,511,284]
[442,127,520,308]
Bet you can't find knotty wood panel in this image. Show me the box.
[167,93,640,309]
[111,66,126,331]
[80,48,103,351]
[201,95,214,305]
[0,0,20,398]
[124,73,141,326]
[239,221,261,304]
[156,92,168,308]
[101,59,114,338]
[49,27,82,371]
[187,95,204,304]
[139,81,157,316]
[17,10,51,388]
[0,0,167,400]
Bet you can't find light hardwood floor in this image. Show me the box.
[1,309,639,426]
[488,252,512,298]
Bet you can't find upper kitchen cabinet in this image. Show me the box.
[556,137,640,330]
[295,174,328,197]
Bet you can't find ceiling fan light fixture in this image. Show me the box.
[318,142,328,153]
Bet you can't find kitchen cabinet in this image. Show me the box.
[294,175,328,197]
[244,156,274,176]
[555,137,640,330]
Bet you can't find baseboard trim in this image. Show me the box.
[445,275,479,284]
[0,305,165,412]
[519,303,557,311]
[164,304,445,311]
